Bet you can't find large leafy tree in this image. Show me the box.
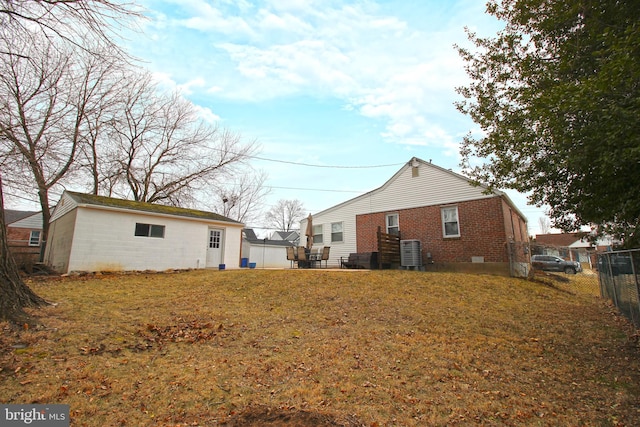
[456,0,640,246]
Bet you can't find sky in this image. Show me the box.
[10,0,553,236]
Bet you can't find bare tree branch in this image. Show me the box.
[265,199,306,232]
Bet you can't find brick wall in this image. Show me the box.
[7,226,31,246]
[7,226,42,268]
[356,197,514,263]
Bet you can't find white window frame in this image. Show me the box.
[331,222,343,243]
[28,230,41,246]
[312,224,323,244]
[441,206,460,238]
[135,223,165,238]
[386,213,399,235]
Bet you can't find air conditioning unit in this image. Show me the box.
[400,239,422,268]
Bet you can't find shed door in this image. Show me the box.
[206,228,224,267]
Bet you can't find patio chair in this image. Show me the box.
[320,246,330,268]
[297,246,308,268]
[286,246,297,268]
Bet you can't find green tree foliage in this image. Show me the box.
[457,0,640,246]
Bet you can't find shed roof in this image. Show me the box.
[65,191,243,225]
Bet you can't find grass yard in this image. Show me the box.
[1,269,639,426]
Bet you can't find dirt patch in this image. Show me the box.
[220,406,366,426]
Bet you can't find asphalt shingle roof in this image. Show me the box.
[65,191,242,224]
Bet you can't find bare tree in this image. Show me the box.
[265,199,305,232]
[0,0,138,324]
[211,169,270,224]
[0,176,49,323]
[101,71,259,206]
[0,32,120,242]
[538,217,551,235]
[78,66,132,196]
[0,0,140,57]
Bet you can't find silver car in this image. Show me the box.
[531,255,582,274]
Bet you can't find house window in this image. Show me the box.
[29,231,41,246]
[386,214,399,235]
[441,206,460,238]
[135,223,165,238]
[331,222,343,243]
[313,224,323,244]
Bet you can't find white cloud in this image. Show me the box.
[136,0,498,150]
[193,105,221,123]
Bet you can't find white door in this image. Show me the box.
[206,228,224,267]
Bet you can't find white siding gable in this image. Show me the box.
[50,192,79,222]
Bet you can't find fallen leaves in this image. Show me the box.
[141,317,230,345]
[1,269,638,426]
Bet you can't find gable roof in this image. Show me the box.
[64,191,243,225]
[312,157,527,222]
[243,228,259,240]
[243,228,294,246]
[274,230,300,241]
[4,210,39,225]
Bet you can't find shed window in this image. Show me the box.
[312,224,323,244]
[29,231,41,246]
[331,222,343,243]
[441,206,460,238]
[135,223,165,238]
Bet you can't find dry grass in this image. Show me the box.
[1,269,639,426]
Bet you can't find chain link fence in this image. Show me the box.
[597,249,640,328]
[528,243,600,295]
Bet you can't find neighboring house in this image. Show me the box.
[5,210,43,268]
[44,191,244,274]
[242,229,295,268]
[301,157,529,276]
[534,232,610,269]
[269,230,300,246]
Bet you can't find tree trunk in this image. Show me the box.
[0,177,48,325]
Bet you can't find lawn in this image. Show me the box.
[1,269,639,426]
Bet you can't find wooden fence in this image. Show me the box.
[377,227,400,269]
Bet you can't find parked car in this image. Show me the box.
[531,255,582,274]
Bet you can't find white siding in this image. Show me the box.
[58,207,242,273]
[247,243,291,268]
[222,226,242,268]
[10,212,43,229]
[304,159,496,264]
[49,193,79,222]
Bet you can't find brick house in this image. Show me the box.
[5,210,43,269]
[301,157,529,275]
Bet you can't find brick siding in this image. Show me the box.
[356,197,524,264]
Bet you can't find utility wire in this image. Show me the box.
[250,155,404,169]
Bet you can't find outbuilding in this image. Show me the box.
[44,191,244,273]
